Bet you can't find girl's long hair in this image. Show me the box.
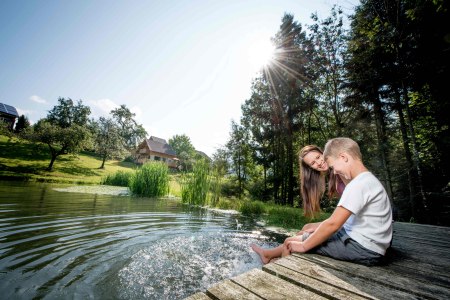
[299,145,339,218]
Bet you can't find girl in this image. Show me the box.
[251,145,347,264]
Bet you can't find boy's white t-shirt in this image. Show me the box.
[337,171,393,255]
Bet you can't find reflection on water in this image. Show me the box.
[0,181,283,299]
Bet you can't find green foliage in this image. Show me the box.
[169,134,196,171]
[93,117,126,169]
[129,161,169,197]
[32,120,92,170]
[14,115,30,134]
[181,159,210,205]
[111,104,147,150]
[239,200,266,216]
[264,206,311,229]
[47,97,91,128]
[209,167,222,206]
[0,134,138,184]
[101,170,133,187]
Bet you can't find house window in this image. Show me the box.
[154,156,160,161]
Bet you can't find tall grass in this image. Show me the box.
[209,168,222,206]
[129,161,169,197]
[181,159,210,205]
[101,170,133,187]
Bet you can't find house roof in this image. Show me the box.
[149,136,167,144]
[145,136,177,156]
[0,103,19,117]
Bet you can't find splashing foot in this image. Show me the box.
[251,244,270,264]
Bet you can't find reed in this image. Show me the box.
[101,170,133,187]
[129,161,169,197]
[208,167,222,206]
[181,159,210,205]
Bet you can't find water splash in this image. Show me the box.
[118,232,278,300]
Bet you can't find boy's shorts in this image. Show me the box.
[302,228,383,266]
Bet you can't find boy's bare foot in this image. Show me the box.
[251,244,270,264]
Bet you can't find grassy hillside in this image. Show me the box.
[0,135,137,184]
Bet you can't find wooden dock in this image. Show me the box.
[186,222,450,299]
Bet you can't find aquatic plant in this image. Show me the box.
[101,170,133,187]
[129,162,169,197]
[181,159,210,205]
[208,167,222,206]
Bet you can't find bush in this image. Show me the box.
[129,162,169,197]
[101,170,133,187]
[239,200,266,216]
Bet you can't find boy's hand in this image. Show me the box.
[287,241,307,253]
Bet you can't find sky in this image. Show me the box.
[0,0,358,157]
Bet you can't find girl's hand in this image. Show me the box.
[287,241,307,253]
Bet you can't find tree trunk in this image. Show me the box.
[402,85,428,215]
[46,145,63,171]
[372,90,394,202]
[47,154,57,171]
[393,87,416,220]
[100,153,107,169]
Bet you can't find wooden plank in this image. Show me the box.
[263,261,370,300]
[393,236,450,249]
[279,256,417,300]
[294,253,450,299]
[393,222,450,238]
[383,247,450,284]
[231,268,327,300]
[390,241,450,266]
[206,279,263,300]
[185,292,212,300]
[272,256,376,299]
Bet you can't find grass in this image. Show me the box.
[0,135,137,184]
[217,198,330,231]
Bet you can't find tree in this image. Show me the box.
[111,105,147,150]
[32,98,92,171]
[14,115,30,134]
[226,121,253,198]
[33,120,91,170]
[93,117,126,169]
[169,134,196,171]
[47,97,91,128]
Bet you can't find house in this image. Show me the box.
[135,136,178,168]
[0,103,19,131]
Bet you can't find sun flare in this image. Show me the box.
[246,38,275,71]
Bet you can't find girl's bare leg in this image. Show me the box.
[251,236,303,264]
[251,244,285,264]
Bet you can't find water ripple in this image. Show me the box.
[0,181,284,299]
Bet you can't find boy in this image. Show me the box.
[287,137,393,266]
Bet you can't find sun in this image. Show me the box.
[246,38,275,71]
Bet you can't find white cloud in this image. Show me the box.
[130,105,143,121]
[30,95,48,104]
[87,98,120,119]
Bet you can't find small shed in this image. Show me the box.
[0,103,19,131]
[135,136,178,168]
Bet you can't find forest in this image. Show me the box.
[215,0,450,225]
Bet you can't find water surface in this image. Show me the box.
[0,181,283,299]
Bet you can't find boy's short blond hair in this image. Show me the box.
[323,137,362,160]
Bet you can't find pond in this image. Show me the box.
[0,181,284,299]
